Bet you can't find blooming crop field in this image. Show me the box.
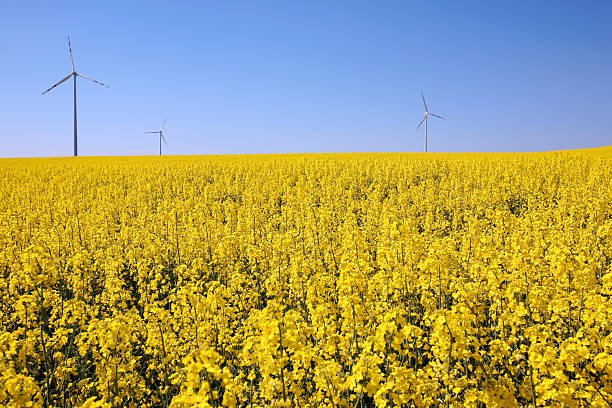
[1,148,612,407]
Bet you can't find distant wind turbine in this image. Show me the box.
[42,36,110,157]
[145,118,168,155]
[417,91,445,152]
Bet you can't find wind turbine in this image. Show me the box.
[145,118,168,155]
[42,36,110,157]
[417,91,445,152]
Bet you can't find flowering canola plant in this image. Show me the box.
[1,148,612,407]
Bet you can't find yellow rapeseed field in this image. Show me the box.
[1,148,612,407]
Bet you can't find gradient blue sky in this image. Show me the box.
[1,1,611,157]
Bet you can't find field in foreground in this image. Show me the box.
[1,148,612,408]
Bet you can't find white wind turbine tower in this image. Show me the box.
[417,91,445,152]
[42,36,110,157]
[145,118,168,155]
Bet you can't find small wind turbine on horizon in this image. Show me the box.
[417,91,445,152]
[42,36,110,157]
[145,118,168,155]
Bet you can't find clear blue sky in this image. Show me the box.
[1,1,611,157]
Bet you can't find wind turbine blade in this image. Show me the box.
[160,118,167,131]
[41,73,72,95]
[161,132,168,145]
[421,91,428,112]
[145,131,159,134]
[68,36,75,72]
[417,116,426,129]
[77,73,110,88]
[429,113,445,120]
